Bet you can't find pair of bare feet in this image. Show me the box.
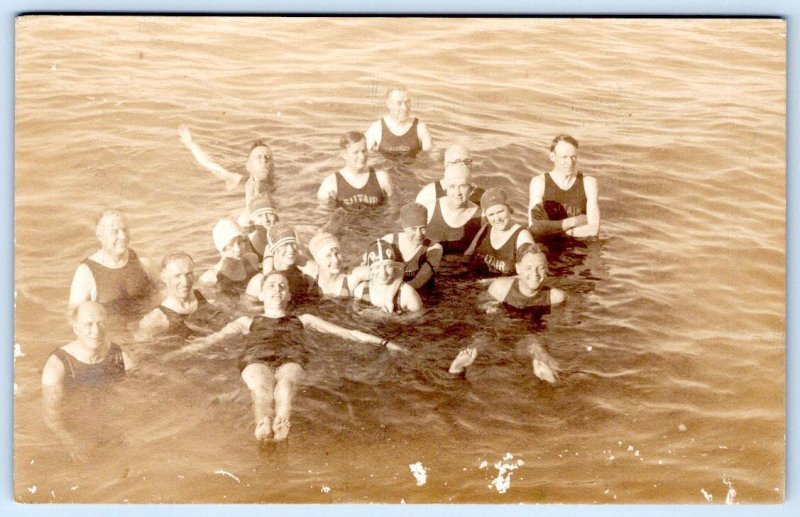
[447,341,561,385]
[255,415,291,442]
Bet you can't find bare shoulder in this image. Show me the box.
[42,353,66,386]
[550,287,566,305]
[487,277,514,301]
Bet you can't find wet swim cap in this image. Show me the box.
[442,162,471,185]
[250,195,278,221]
[267,223,298,254]
[212,218,243,253]
[480,188,510,212]
[308,232,340,263]
[399,202,428,229]
[365,239,401,267]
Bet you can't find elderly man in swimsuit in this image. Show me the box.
[317,131,392,207]
[42,301,134,458]
[175,269,403,442]
[415,144,484,207]
[365,85,433,159]
[68,210,156,314]
[528,134,600,238]
[179,125,275,227]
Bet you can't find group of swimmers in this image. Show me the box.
[41,85,601,454]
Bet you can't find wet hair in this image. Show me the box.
[161,250,194,271]
[249,140,271,153]
[385,84,409,100]
[549,134,579,152]
[515,242,544,264]
[339,131,366,149]
[68,301,106,326]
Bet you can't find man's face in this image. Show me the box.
[516,253,547,292]
[72,304,107,350]
[162,258,194,301]
[485,204,511,230]
[386,90,411,121]
[260,274,290,308]
[342,140,368,172]
[403,225,427,247]
[246,145,275,181]
[97,215,130,257]
[550,141,578,174]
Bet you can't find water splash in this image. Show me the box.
[487,453,524,494]
[409,462,427,486]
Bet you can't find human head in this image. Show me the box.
[399,202,428,246]
[258,269,291,308]
[267,223,299,269]
[365,239,402,285]
[245,140,275,181]
[515,243,547,291]
[160,250,195,301]
[250,195,279,229]
[212,218,244,260]
[444,144,473,170]
[339,131,368,172]
[69,301,108,350]
[549,134,579,174]
[385,85,411,122]
[480,188,513,231]
[441,163,473,208]
[95,209,130,258]
[308,232,342,275]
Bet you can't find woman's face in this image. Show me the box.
[319,245,343,275]
[485,204,511,230]
[370,261,397,285]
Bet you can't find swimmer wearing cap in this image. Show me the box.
[246,195,280,261]
[353,239,423,314]
[245,223,314,304]
[317,131,392,207]
[178,125,275,227]
[199,218,261,294]
[376,202,443,291]
[465,188,535,276]
[415,144,485,207]
[304,232,371,299]
[173,269,404,443]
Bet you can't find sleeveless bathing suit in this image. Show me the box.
[238,315,308,371]
[217,255,260,295]
[388,233,436,287]
[426,199,483,255]
[503,281,552,311]
[52,343,126,388]
[156,290,210,338]
[315,273,350,298]
[539,172,588,220]
[469,224,524,276]
[83,249,151,309]
[378,117,422,158]
[334,168,385,207]
[434,180,485,206]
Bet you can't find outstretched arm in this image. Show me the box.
[566,176,600,238]
[179,125,244,191]
[298,313,405,352]
[174,316,251,355]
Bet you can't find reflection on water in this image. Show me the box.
[14,17,784,503]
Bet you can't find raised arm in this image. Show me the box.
[298,313,403,351]
[566,176,600,238]
[179,125,244,191]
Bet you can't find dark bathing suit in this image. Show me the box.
[433,180,485,207]
[426,199,483,255]
[238,315,308,371]
[387,232,437,287]
[334,168,385,207]
[83,249,151,310]
[536,172,588,221]
[503,281,552,312]
[52,344,126,388]
[315,274,350,298]
[156,290,210,338]
[378,117,422,158]
[469,225,524,276]
[217,255,260,295]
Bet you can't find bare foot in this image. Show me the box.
[272,416,291,441]
[449,347,478,374]
[255,416,272,441]
[529,342,560,385]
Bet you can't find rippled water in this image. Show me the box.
[14,17,785,503]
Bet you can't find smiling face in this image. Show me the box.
[342,139,368,172]
[370,261,398,286]
[96,213,130,259]
[318,244,343,275]
[246,145,275,181]
[162,257,194,301]
[403,225,427,247]
[386,89,411,122]
[550,140,578,175]
[259,272,291,309]
[72,302,108,351]
[272,241,298,269]
[485,204,512,231]
[515,252,548,292]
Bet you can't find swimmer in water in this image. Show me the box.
[365,85,433,159]
[199,218,261,294]
[415,144,484,207]
[68,209,156,314]
[528,134,600,238]
[305,232,371,299]
[41,301,134,458]
[465,188,534,276]
[175,269,403,442]
[375,202,443,291]
[246,195,280,262]
[317,131,392,207]
[353,239,423,314]
[246,223,315,304]
[178,125,275,227]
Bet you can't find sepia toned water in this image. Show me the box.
[14,17,785,503]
